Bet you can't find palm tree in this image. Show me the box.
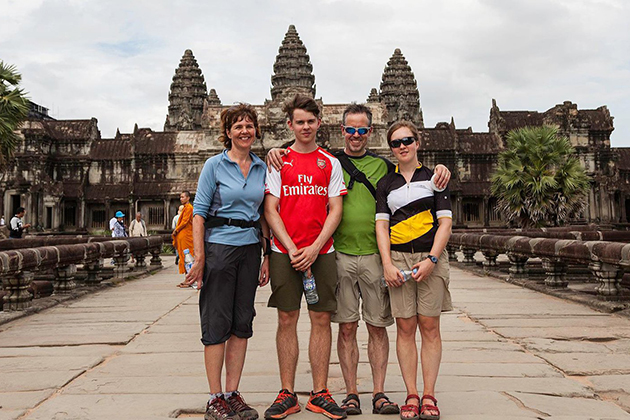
[0,61,29,170]
[491,125,590,228]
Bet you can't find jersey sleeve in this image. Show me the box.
[328,158,347,197]
[265,166,282,198]
[434,186,453,219]
[375,176,391,222]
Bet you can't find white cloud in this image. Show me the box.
[1,0,628,146]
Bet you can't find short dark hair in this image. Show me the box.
[282,94,321,121]
[386,120,420,145]
[218,103,261,149]
[16,207,25,214]
[342,103,372,126]
[181,191,191,198]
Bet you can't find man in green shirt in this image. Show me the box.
[268,104,450,415]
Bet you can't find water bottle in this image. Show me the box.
[183,249,194,274]
[381,268,418,287]
[430,173,446,192]
[302,270,319,305]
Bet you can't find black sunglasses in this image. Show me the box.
[343,126,370,135]
[389,137,416,148]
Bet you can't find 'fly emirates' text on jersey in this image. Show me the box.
[265,147,347,254]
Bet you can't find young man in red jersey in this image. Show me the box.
[264,94,347,420]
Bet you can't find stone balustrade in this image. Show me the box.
[1,236,163,311]
[450,232,630,300]
[453,226,630,242]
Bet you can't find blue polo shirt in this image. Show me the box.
[193,150,267,246]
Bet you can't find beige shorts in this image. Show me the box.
[388,248,452,318]
[332,253,394,327]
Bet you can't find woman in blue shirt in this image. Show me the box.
[185,104,270,420]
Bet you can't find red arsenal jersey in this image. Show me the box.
[265,147,347,254]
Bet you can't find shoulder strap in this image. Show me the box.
[333,151,377,199]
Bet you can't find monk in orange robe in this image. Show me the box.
[173,190,194,276]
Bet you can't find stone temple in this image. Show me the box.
[4,25,629,232]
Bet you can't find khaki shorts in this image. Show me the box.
[268,251,338,312]
[332,252,394,327]
[388,248,452,318]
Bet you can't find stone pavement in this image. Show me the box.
[2,256,630,419]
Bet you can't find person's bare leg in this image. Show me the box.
[337,321,359,396]
[366,323,389,401]
[204,342,226,394]
[309,310,332,391]
[396,317,419,418]
[418,315,442,418]
[225,335,248,392]
[277,310,300,392]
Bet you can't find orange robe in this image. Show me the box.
[173,203,194,274]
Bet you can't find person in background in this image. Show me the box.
[173,191,194,286]
[9,207,31,238]
[111,211,127,238]
[172,205,184,266]
[129,212,147,263]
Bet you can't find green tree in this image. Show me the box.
[491,125,590,228]
[0,61,29,170]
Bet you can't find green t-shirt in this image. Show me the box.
[333,151,394,255]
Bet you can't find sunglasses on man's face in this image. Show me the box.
[343,126,370,135]
[389,137,416,148]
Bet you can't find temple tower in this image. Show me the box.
[379,48,424,127]
[270,25,316,101]
[164,49,207,131]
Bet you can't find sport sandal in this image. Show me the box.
[400,394,419,420]
[419,395,439,420]
[341,393,361,415]
[372,392,399,415]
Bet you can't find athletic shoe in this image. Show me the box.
[306,389,347,419]
[264,389,300,419]
[226,391,259,420]
[205,395,238,420]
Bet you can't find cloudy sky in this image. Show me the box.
[3,0,629,146]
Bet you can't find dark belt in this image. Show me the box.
[204,216,261,230]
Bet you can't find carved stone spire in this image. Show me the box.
[164,49,207,131]
[367,88,380,103]
[207,88,222,107]
[270,25,316,101]
[379,48,423,127]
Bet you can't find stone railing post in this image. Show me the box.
[589,260,624,300]
[507,252,529,281]
[54,264,77,294]
[2,270,34,311]
[85,259,104,285]
[542,258,568,288]
[113,252,129,279]
[150,248,163,268]
[447,244,459,262]
[482,250,499,270]
[133,250,147,270]
[462,247,476,264]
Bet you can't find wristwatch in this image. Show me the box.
[427,254,438,264]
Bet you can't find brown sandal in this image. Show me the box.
[419,395,439,420]
[372,392,399,415]
[400,394,419,420]
[341,393,362,415]
[176,282,189,288]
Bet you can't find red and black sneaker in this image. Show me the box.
[264,389,301,419]
[226,391,259,420]
[306,389,347,419]
[205,395,238,420]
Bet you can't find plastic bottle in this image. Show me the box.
[183,249,194,274]
[381,268,418,287]
[302,270,319,304]
[430,173,446,192]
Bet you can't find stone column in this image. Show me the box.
[54,264,77,294]
[542,258,568,288]
[85,259,104,285]
[447,244,459,262]
[482,250,499,269]
[150,248,163,268]
[134,250,147,269]
[462,248,476,264]
[507,253,529,281]
[2,271,34,311]
[589,260,626,300]
[113,252,130,279]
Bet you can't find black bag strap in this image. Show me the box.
[333,151,377,199]
[204,215,261,231]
